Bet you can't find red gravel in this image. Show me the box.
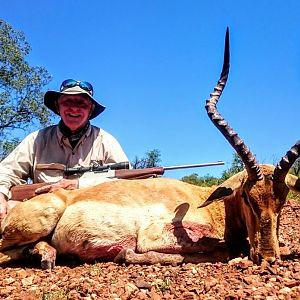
[0,199,299,300]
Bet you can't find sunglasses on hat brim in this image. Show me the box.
[60,79,94,96]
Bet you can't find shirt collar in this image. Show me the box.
[57,123,92,147]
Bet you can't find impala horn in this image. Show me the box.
[273,141,300,184]
[205,27,263,182]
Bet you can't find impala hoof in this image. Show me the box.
[30,241,57,270]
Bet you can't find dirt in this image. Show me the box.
[0,200,299,300]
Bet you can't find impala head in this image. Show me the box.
[203,28,300,263]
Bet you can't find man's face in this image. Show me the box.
[58,95,93,132]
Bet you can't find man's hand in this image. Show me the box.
[35,178,79,195]
[0,193,8,222]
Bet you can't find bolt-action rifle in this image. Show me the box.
[10,161,224,201]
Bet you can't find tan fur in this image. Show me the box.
[0,169,299,267]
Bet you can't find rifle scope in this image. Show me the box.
[64,161,130,176]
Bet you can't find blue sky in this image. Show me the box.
[1,1,300,179]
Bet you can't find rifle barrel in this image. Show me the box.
[163,161,224,171]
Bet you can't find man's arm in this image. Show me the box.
[0,133,36,199]
[101,129,131,165]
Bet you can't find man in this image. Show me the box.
[0,79,130,220]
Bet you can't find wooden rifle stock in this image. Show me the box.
[115,167,164,179]
[10,182,49,201]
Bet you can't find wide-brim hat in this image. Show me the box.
[44,85,106,120]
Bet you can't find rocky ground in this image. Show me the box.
[0,199,299,300]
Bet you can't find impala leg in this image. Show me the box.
[0,245,30,265]
[0,241,56,269]
[29,241,57,269]
[114,243,230,265]
[1,194,66,251]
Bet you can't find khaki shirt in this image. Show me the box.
[0,124,130,198]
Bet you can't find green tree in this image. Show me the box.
[0,19,52,160]
[131,149,161,169]
[181,153,244,187]
[221,152,244,181]
[181,173,221,187]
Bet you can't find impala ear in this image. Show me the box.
[198,186,234,208]
[198,170,247,208]
[285,174,300,193]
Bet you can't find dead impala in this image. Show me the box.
[0,28,299,269]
